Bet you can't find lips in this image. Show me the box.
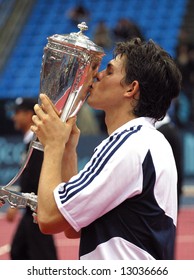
[88,83,94,91]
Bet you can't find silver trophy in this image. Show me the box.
[0,22,105,217]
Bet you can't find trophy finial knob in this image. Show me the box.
[77,22,88,34]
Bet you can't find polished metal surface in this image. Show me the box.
[32,21,104,151]
[0,188,37,212]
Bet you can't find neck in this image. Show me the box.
[105,110,137,135]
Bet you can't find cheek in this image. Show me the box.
[107,80,123,97]
[13,116,20,124]
[98,79,113,94]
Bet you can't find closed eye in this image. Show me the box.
[106,63,114,75]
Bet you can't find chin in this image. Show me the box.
[87,97,96,109]
[86,93,103,111]
[88,102,102,111]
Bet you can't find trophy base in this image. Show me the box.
[32,140,44,152]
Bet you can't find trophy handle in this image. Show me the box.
[0,133,38,219]
[2,136,35,191]
[0,188,37,211]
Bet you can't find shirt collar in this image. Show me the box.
[155,114,171,129]
[110,117,156,136]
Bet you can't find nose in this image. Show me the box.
[96,70,104,81]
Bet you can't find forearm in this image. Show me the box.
[37,147,67,233]
[64,227,80,239]
[62,148,78,181]
[31,95,80,234]
[61,148,81,239]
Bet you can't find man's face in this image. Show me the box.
[87,55,127,111]
[12,110,32,132]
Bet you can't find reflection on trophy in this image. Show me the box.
[33,21,104,150]
[0,22,105,216]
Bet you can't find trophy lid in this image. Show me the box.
[48,22,104,55]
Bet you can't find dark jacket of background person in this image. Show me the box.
[156,114,184,209]
[6,98,58,260]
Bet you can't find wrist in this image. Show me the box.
[44,144,65,160]
[63,147,77,161]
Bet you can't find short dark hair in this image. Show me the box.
[14,97,36,113]
[114,38,182,121]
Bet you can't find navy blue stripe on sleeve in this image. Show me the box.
[59,125,142,204]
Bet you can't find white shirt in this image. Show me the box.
[54,117,177,260]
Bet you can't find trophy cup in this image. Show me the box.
[0,22,105,217]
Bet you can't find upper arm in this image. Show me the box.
[54,142,142,231]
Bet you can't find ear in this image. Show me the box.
[124,80,140,98]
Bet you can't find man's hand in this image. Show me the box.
[65,119,80,152]
[31,94,76,152]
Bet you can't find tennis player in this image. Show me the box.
[31,38,182,260]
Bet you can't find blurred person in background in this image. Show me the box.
[175,28,194,128]
[77,103,101,135]
[156,113,184,209]
[67,4,90,26]
[93,20,113,50]
[113,18,144,42]
[6,97,57,260]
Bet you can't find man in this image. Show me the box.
[6,97,57,260]
[31,38,182,260]
[156,113,183,209]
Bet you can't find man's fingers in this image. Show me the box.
[63,117,77,138]
[33,104,45,119]
[31,114,41,126]
[66,116,77,127]
[44,95,61,116]
[40,94,60,116]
